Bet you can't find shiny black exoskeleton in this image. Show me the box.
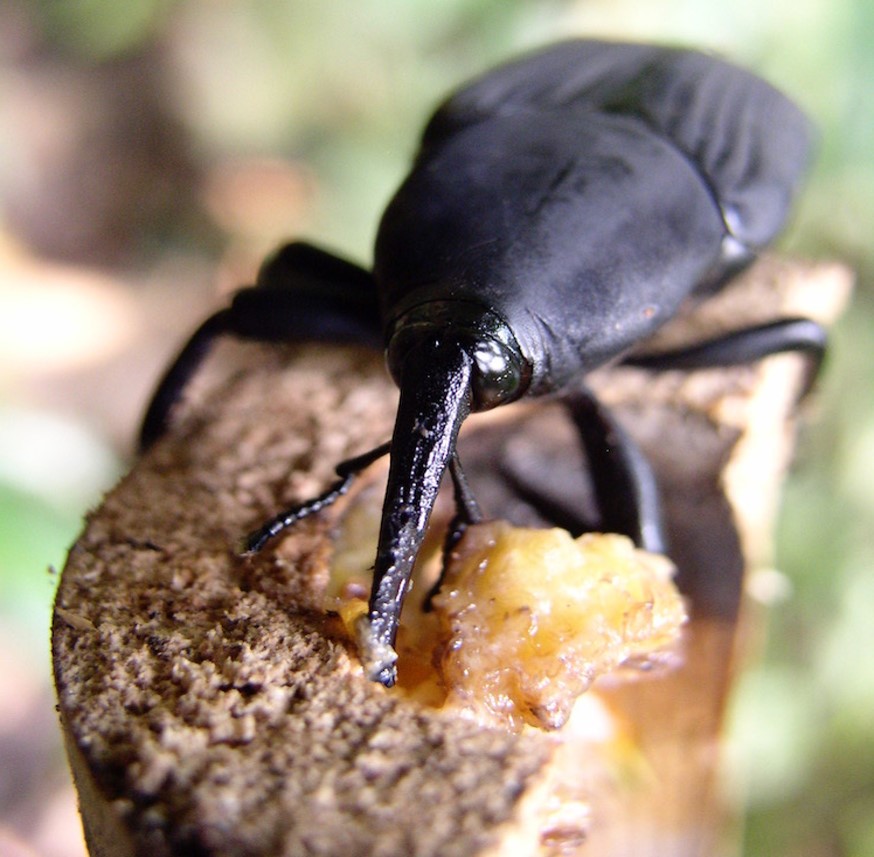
[140,40,826,687]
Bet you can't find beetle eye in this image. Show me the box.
[470,338,524,410]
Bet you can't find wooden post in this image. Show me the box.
[53,258,851,857]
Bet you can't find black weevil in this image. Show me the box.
[140,40,827,687]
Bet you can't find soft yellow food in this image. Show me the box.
[432,522,687,730]
[328,508,687,731]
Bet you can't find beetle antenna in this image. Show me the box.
[357,338,473,687]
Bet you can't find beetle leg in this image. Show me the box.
[448,452,484,530]
[231,242,382,348]
[624,317,827,394]
[243,441,391,553]
[139,242,381,451]
[441,453,485,564]
[139,309,234,451]
[422,453,483,612]
[562,386,667,554]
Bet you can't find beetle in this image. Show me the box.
[140,40,827,688]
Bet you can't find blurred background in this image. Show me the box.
[0,1,871,855]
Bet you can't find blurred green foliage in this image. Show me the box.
[0,407,121,666]
[3,1,872,855]
[34,0,177,59]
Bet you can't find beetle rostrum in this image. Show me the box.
[140,40,827,688]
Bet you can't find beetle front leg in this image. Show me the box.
[421,454,484,612]
[243,441,391,553]
[562,386,667,554]
[445,453,484,551]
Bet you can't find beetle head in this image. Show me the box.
[386,300,531,411]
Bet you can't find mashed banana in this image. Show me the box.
[328,511,687,731]
[432,522,686,730]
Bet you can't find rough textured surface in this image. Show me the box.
[54,347,551,857]
[53,258,851,856]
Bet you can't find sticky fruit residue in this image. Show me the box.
[327,504,687,730]
[432,522,687,731]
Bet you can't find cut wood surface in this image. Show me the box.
[53,258,851,857]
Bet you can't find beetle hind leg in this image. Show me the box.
[624,317,827,395]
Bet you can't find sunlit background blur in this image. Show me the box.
[1,1,871,855]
